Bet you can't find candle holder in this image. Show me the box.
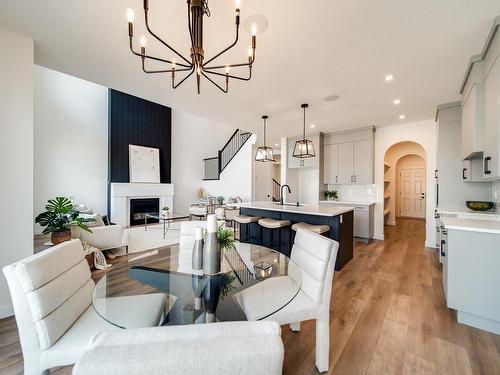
[253,262,273,280]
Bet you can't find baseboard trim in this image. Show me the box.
[425,240,437,249]
[0,303,14,319]
[386,220,396,226]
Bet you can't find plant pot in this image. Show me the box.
[162,209,169,217]
[51,230,72,245]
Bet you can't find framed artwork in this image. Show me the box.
[129,144,160,183]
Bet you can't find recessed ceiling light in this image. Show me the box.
[310,124,316,128]
[275,144,279,147]
[324,94,340,102]
[393,99,401,105]
[385,74,394,81]
[399,114,406,119]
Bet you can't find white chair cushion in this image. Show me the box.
[234,215,261,224]
[291,222,330,234]
[15,239,84,292]
[189,206,208,215]
[40,305,117,369]
[264,290,318,325]
[258,218,291,229]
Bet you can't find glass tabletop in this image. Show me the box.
[145,213,190,221]
[92,241,302,328]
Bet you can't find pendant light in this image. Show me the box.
[293,103,316,158]
[255,115,275,162]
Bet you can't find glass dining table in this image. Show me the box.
[92,241,302,328]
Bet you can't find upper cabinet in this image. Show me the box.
[461,58,484,160]
[323,128,375,185]
[459,17,500,179]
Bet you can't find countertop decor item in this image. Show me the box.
[161,206,170,217]
[293,104,316,158]
[35,197,94,245]
[324,190,338,201]
[466,201,494,211]
[255,115,275,162]
[254,262,273,280]
[203,215,221,274]
[216,196,225,205]
[192,227,204,270]
[217,224,235,250]
[126,0,267,94]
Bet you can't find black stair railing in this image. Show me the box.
[272,178,281,202]
[203,129,252,180]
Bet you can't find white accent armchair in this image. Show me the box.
[73,321,284,375]
[2,239,166,375]
[72,224,129,253]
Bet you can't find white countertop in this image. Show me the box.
[441,217,500,235]
[236,201,354,217]
[437,207,500,217]
[319,200,376,206]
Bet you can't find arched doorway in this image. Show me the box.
[383,142,426,234]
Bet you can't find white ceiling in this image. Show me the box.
[1,0,500,146]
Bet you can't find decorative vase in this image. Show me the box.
[192,227,204,270]
[51,230,72,245]
[203,275,221,323]
[203,215,221,275]
[162,209,169,217]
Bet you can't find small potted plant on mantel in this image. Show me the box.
[324,190,339,201]
[35,197,94,245]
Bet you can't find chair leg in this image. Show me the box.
[315,317,329,373]
[290,322,301,332]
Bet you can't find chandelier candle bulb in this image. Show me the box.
[126,8,135,23]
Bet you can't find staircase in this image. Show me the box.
[203,129,252,180]
[272,179,281,202]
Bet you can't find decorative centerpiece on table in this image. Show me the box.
[161,206,170,217]
[35,197,94,245]
[198,215,235,274]
[324,190,339,201]
[216,196,225,206]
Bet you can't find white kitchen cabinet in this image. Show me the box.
[461,60,484,160]
[353,139,373,183]
[323,144,338,184]
[483,55,500,179]
[337,142,354,183]
[462,159,486,182]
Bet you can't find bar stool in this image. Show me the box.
[291,222,330,244]
[258,218,291,254]
[233,215,261,243]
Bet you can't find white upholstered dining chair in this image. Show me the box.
[234,228,338,373]
[73,321,284,375]
[2,239,166,375]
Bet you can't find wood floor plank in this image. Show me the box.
[1,218,499,374]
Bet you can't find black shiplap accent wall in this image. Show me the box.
[108,89,172,183]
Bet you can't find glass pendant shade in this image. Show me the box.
[254,115,275,162]
[293,103,316,158]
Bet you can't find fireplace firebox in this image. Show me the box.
[130,198,160,226]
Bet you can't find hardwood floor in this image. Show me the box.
[2,219,500,374]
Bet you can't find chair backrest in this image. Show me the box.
[290,229,339,308]
[3,239,93,353]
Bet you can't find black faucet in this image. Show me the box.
[280,184,291,205]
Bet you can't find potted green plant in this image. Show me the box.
[216,224,235,250]
[35,197,94,245]
[161,206,170,217]
[324,190,339,201]
[216,196,225,206]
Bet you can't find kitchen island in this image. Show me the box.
[236,201,354,271]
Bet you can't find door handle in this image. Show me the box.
[484,156,492,175]
[421,192,425,199]
[462,168,467,180]
[440,240,446,257]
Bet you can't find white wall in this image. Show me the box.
[0,28,34,318]
[171,110,238,214]
[34,66,108,232]
[374,119,437,247]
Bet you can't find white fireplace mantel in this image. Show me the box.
[110,183,174,227]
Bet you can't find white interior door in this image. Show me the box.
[253,157,272,201]
[399,168,426,218]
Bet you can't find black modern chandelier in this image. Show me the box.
[293,104,316,158]
[126,0,263,94]
[255,115,275,162]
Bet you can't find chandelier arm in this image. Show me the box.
[203,68,252,81]
[129,38,191,68]
[203,53,255,70]
[202,25,239,67]
[173,67,195,89]
[201,70,229,93]
[144,10,192,66]
[142,59,192,74]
